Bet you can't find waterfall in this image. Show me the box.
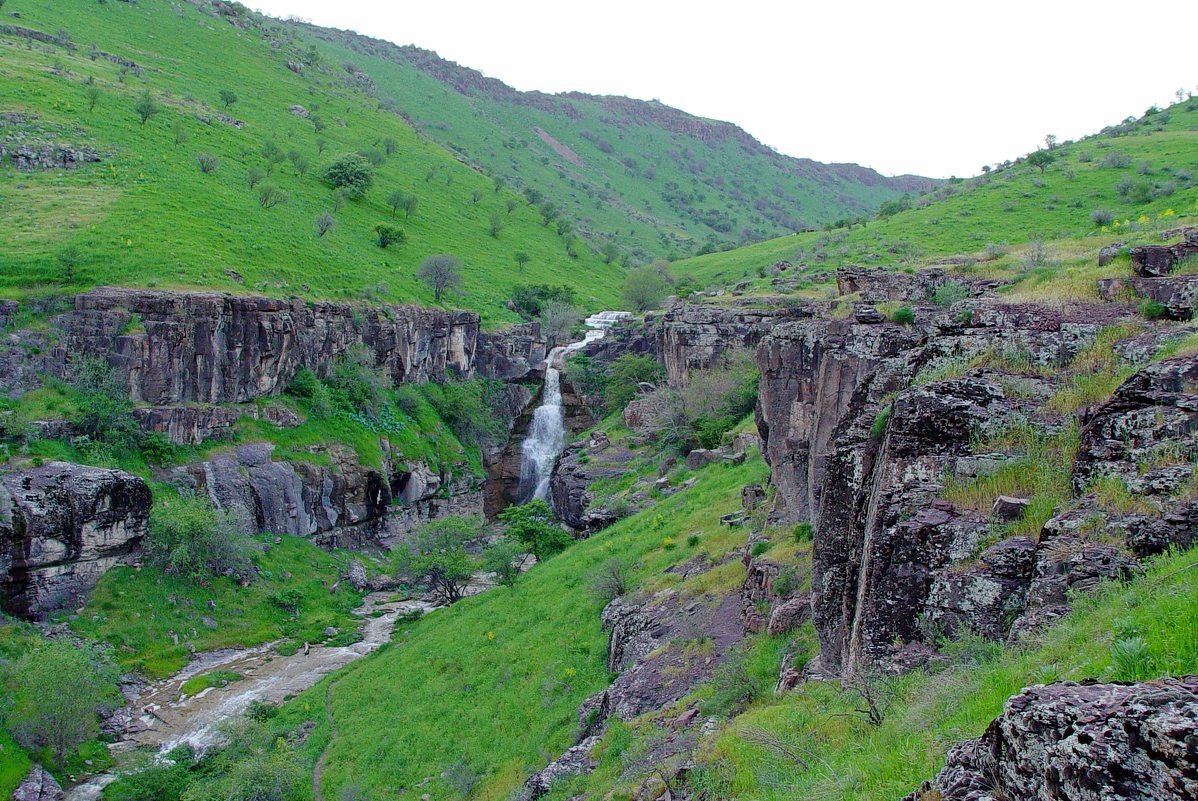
[518,311,631,504]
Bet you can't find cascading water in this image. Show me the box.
[518,311,631,503]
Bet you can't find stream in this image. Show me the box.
[519,311,630,502]
[65,593,438,801]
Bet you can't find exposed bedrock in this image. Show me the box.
[169,442,482,550]
[905,676,1198,801]
[0,461,151,620]
[1,287,545,403]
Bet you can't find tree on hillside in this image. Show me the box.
[538,301,580,348]
[1027,149,1056,173]
[498,501,571,561]
[514,251,531,268]
[134,89,160,125]
[621,263,671,311]
[417,254,463,302]
[489,212,505,239]
[84,77,100,112]
[315,212,335,238]
[374,224,405,249]
[387,189,408,217]
[391,517,482,604]
[219,88,238,109]
[401,193,419,220]
[1044,133,1058,150]
[322,153,374,199]
[2,640,120,766]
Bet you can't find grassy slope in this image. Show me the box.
[69,534,372,678]
[674,99,1198,289]
[0,0,623,324]
[297,28,920,261]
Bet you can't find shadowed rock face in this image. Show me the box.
[52,288,542,404]
[904,677,1198,801]
[0,462,151,619]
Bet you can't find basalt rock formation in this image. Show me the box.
[905,677,1198,801]
[0,461,151,619]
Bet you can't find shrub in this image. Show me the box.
[510,283,575,319]
[67,356,140,449]
[391,517,482,604]
[604,353,665,411]
[793,522,813,543]
[621,262,672,311]
[133,89,159,124]
[773,568,799,597]
[420,378,508,447]
[750,540,773,557]
[482,539,526,589]
[146,494,254,581]
[871,405,892,438]
[245,167,265,189]
[2,639,120,766]
[315,212,335,238]
[1109,635,1153,680]
[1140,300,1168,320]
[932,281,969,307]
[702,648,760,716]
[322,153,374,198]
[1101,151,1132,169]
[1022,239,1049,269]
[498,501,571,561]
[592,558,634,603]
[258,183,288,208]
[196,152,220,173]
[1090,208,1115,226]
[374,224,405,249]
[889,306,915,325]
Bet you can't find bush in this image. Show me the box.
[67,356,140,449]
[510,284,576,319]
[793,522,813,543]
[889,306,915,325]
[315,212,335,238]
[621,262,672,311]
[931,281,969,307]
[322,153,374,198]
[391,517,482,604]
[592,558,634,603]
[1090,208,1115,226]
[146,494,254,581]
[1101,151,1132,169]
[417,253,462,301]
[498,500,571,561]
[1140,300,1168,320]
[258,183,288,208]
[374,224,405,249]
[482,539,526,589]
[871,405,892,438]
[420,378,507,447]
[196,152,220,173]
[773,568,799,597]
[324,344,388,418]
[133,89,159,124]
[2,640,120,766]
[245,167,264,189]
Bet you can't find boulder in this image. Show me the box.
[11,765,64,801]
[1,462,151,620]
[991,495,1029,521]
[904,677,1198,801]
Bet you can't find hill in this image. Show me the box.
[0,0,625,324]
[292,24,933,260]
[673,97,1198,293]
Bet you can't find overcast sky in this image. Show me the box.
[250,0,1197,179]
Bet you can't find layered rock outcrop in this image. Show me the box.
[1,462,151,619]
[170,442,481,550]
[905,677,1198,801]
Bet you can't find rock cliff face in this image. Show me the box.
[905,677,1198,801]
[1,462,151,619]
[58,287,541,404]
[170,442,482,550]
[752,301,1164,674]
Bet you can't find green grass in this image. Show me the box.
[69,534,370,677]
[680,546,1198,800]
[310,455,769,801]
[0,1,626,324]
[179,670,243,697]
[0,729,32,799]
[675,99,1198,294]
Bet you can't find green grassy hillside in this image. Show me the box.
[675,98,1198,291]
[0,0,625,323]
[281,24,932,261]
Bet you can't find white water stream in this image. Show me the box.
[518,311,630,502]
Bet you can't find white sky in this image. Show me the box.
[251,0,1198,179]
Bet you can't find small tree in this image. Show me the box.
[219,88,238,109]
[374,224,405,249]
[173,119,190,147]
[471,189,483,204]
[482,539,526,589]
[196,152,220,174]
[2,640,120,767]
[539,201,559,226]
[401,193,418,219]
[85,78,100,112]
[514,251,531,268]
[261,140,284,173]
[1027,149,1055,173]
[246,166,265,189]
[382,136,398,156]
[288,150,309,176]
[258,183,288,208]
[489,212,504,239]
[538,300,580,347]
[391,517,481,604]
[417,254,463,302]
[1044,133,1058,150]
[134,89,160,125]
[498,500,571,561]
[506,198,518,214]
[621,264,671,311]
[387,189,407,217]
[322,153,374,198]
[147,494,253,580]
[315,212,335,238]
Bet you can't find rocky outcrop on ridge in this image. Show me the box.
[904,677,1198,801]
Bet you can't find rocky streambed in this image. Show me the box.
[65,593,438,801]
